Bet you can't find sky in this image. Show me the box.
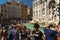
[0,0,33,7]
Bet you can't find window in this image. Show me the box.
[43,8,45,10]
[34,11,35,16]
[42,9,45,15]
[52,16,53,20]
[41,0,42,2]
[38,1,40,5]
[54,15,56,20]
[49,11,51,14]
[52,10,55,15]
[43,3,45,6]
[39,10,40,13]
[39,0,42,3]
[39,10,40,16]
[36,11,38,16]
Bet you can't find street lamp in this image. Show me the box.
[57,1,60,25]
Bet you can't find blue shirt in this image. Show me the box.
[44,28,57,40]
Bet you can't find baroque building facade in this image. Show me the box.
[33,0,59,25]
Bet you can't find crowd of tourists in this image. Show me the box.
[0,23,60,40]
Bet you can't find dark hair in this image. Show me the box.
[34,23,40,28]
[48,24,53,28]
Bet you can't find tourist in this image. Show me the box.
[7,24,17,40]
[44,24,57,40]
[15,24,21,40]
[32,23,44,40]
[21,25,28,40]
[0,26,2,40]
[57,25,60,40]
[1,27,7,40]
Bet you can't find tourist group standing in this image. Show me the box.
[0,23,60,40]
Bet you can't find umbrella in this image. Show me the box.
[22,23,44,33]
